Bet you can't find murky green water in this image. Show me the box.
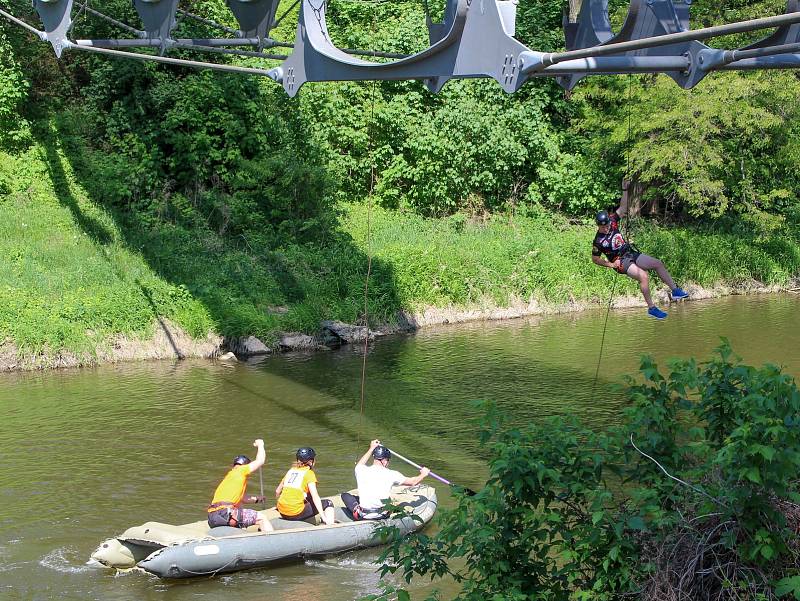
[1,294,798,600]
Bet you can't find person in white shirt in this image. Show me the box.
[341,439,430,520]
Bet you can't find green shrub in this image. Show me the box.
[374,342,800,600]
[0,28,31,148]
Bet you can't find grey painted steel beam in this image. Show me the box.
[733,42,800,60]
[698,43,800,71]
[226,0,280,42]
[33,0,73,56]
[555,0,703,90]
[4,0,800,95]
[75,37,269,48]
[697,0,800,71]
[63,41,277,76]
[73,37,406,60]
[541,56,690,75]
[741,0,800,51]
[522,9,800,72]
[0,7,46,40]
[171,43,289,61]
[720,54,800,70]
[271,0,530,96]
[132,0,179,54]
[177,9,240,36]
[82,5,145,37]
[73,39,289,60]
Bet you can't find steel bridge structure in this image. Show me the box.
[2,0,800,96]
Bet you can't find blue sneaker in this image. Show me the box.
[671,287,689,300]
[648,306,668,320]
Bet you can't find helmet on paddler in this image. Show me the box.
[233,455,251,466]
[372,446,391,461]
[595,210,611,226]
[296,447,316,463]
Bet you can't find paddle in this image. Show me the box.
[258,467,266,510]
[387,447,477,496]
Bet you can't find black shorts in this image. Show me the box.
[280,498,333,521]
[341,492,388,521]
[620,251,641,274]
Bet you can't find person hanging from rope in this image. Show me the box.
[592,180,688,320]
[207,438,273,532]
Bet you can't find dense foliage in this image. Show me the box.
[4,0,799,223]
[1,0,799,357]
[372,342,800,600]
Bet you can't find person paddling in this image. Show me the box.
[207,438,273,532]
[592,181,688,319]
[275,447,335,525]
[341,440,430,520]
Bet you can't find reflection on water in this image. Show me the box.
[0,294,798,600]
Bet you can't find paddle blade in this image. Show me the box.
[451,484,477,497]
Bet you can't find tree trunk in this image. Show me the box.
[568,0,583,22]
[627,181,664,218]
[628,180,642,217]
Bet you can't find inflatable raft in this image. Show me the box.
[91,485,437,578]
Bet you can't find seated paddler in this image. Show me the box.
[207,438,273,532]
[275,447,336,525]
[341,439,430,520]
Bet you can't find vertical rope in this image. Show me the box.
[358,77,378,444]
[623,73,634,235]
[590,74,634,401]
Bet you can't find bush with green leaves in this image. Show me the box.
[0,27,31,149]
[372,342,800,601]
[624,343,800,600]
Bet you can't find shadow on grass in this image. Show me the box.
[36,72,405,352]
[35,123,114,246]
[33,123,198,358]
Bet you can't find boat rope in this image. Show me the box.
[590,73,634,402]
[178,553,242,578]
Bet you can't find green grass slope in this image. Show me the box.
[1,133,798,368]
[0,137,214,358]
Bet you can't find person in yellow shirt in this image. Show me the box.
[207,438,273,532]
[275,447,335,525]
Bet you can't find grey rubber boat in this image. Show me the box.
[91,485,437,578]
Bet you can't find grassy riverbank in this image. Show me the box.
[2,137,799,369]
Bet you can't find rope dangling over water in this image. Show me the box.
[358,78,378,444]
[590,74,634,401]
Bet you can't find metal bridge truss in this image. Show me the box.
[2,0,800,96]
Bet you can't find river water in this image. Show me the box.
[1,294,798,601]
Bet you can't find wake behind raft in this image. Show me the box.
[91,486,437,578]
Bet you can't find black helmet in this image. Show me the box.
[595,210,611,226]
[372,446,391,460]
[296,447,316,462]
[233,455,251,466]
